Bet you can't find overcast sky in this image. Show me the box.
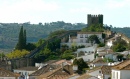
[0,0,130,27]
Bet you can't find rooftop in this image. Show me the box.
[92,58,107,64]
[112,60,130,70]
[0,68,18,77]
[37,65,73,79]
[101,65,111,75]
[14,66,38,71]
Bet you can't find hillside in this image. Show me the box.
[111,27,130,38]
[0,21,86,52]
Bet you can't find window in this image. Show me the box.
[99,71,101,73]
[113,71,115,78]
[117,72,118,79]
[80,34,83,38]
[85,34,88,38]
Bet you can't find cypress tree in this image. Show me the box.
[23,29,26,49]
[15,26,26,50]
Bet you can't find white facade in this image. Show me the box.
[0,77,16,79]
[61,32,104,48]
[112,69,130,79]
[76,32,103,43]
[14,70,37,79]
[77,53,95,62]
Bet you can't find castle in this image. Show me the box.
[87,14,103,27]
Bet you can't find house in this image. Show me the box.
[13,66,38,79]
[90,58,108,67]
[73,45,97,62]
[111,60,130,79]
[76,53,95,62]
[61,32,104,48]
[0,68,19,79]
[29,60,72,79]
[86,65,111,79]
[37,65,74,79]
[97,49,113,60]
[87,66,102,78]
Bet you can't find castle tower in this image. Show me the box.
[87,14,103,27]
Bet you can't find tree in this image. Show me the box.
[73,58,89,71]
[61,50,74,60]
[23,29,26,48]
[15,26,26,50]
[88,35,100,44]
[6,50,29,59]
[112,43,126,52]
[117,54,123,61]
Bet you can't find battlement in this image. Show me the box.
[87,14,103,27]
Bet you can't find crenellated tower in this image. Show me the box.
[87,14,103,27]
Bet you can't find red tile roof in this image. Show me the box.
[0,68,19,77]
[112,60,130,70]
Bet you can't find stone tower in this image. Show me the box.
[87,14,103,27]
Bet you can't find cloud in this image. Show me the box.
[69,7,101,14]
[106,0,130,9]
[0,0,60,23]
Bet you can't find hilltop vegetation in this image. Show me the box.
[0,21,130,52]
[0,21,86,52]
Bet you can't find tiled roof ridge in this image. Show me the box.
[112,60,130,70]
[44,67,62,77]
[29,64,51,76]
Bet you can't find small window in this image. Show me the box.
[80,34,83,38]
[85,35,88,38]
[99,71,101,73]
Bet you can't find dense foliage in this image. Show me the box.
[112,39,127,52]
[88,35,100,44]
[6,50,29,59]
[81,24,104,32]
[48,30,67,38]
[73,58,89,71]
[98,43,105,47]
[0,21,86,51]
[34,38,62,62]
[61,50,74,60]
[0,53,5,58]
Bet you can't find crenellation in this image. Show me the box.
[87,14,103,27]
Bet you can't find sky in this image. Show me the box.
[0,0,130,27]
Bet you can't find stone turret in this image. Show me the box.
[87,14,103,27]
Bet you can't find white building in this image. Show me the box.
[61,32,104,48]
[87,65,111,79]
[112,60,130,79]
[13,66,38,79]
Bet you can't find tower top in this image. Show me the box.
[87,14,103,27]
